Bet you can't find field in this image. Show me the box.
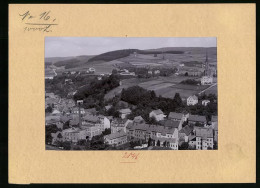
[104,75,213,101]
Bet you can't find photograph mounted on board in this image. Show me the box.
[45,37,218,151]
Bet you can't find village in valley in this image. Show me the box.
[45,38,218,151]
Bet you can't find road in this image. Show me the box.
[198,83,217,95]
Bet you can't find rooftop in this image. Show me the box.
[104,131,127,140]
[189,115,206,122]
[195,127,213,139]
[151,109,164,115]
[168,112,184,120]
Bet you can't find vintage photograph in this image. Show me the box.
[45,37,218,151]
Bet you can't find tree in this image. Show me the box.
[156,140,160,146]
[45,106,53,113]
[173,93,183,107]
[184,72,188,76]
[148,137,152,147]
[213,141,218,150]
[179,142,189,150]
[112,69,118,75]
[63,121,70,130]
[57,133,62,139]
[102,128,111,136]
[62,141,71,150]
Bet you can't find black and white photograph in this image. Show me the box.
[45,37,218,151]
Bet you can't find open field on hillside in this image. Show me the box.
[104,76,212,100]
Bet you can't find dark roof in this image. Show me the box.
[168,112,184,120]
[195,127,213,139]
[133,116,144,123]
[189,115,206,122]
[160,120,180,129]
[129,123,176,135]
[83,114,99,123]
[104,131,127,140]
[179,125,194,136]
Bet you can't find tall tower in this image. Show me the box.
[77,100,83,128]
[204,49,210,76]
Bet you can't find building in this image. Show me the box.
[189,127,214,150]
[201,76,213,85]
[179,125,194,143]
[202,99,210,106]
[211,115,218,142]
[187,95,198,106]
[111,119,132,133]
[159,119,183,131]
[126,123,179,142]
[61,127,89,143]
[119,108,131,119]
[149,109,166,121]
[126,123,179,150]
[168,112,188,122]
[133,116,145,124]
[104,131,128,146]
[188,115,207,126]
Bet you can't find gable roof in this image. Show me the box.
[179,125,194,136]
[188,95,198,100]
[189,115,206,122]
[195,127,213,139]
[83,114,99,123]
[160,120,180,129]
[133,116,144,123]
[104,131,127,140]
[168,112,184,120]
[119,108,131,114]
[151,109,164,115]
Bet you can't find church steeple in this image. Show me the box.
[204,49,210,76]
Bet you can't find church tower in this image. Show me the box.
[204,49,210,76]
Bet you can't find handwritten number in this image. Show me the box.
[39,11,50,20]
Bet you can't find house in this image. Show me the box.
[211,115,218,128]
[126,123,179,143]
[133,116,145,124]
[179,125,194,143]
[189,127,214,150]
[201,76,213,85]
[159,119,183,131]
[149,109,166,121]
[104,131,128,146]
[211,115,218,142]
[72,107,85,115]
[154,70,160,75]
[111,119,132,133]
[116,100,129,108]
[89,67,95,73]
[83,108,97,116]
[119,108,131,119]
[168,112,188,122]
[151,137,178,150]
[51,131,63,145]
[187,95,198,106]
[188,115,207,126]
[105,105,112,111]
[61,127,89,143]
[202,100,210,106]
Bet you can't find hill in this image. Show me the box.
[87,49,184,63]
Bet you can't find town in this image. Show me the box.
[45,46,218,151]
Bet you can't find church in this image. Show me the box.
[201,50,213,85]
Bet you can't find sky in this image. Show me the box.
[45,37,216,57]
